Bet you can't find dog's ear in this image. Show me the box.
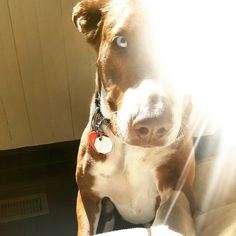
[72,0,107,46]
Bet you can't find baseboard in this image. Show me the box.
[0,140,80,170]
[0,140,80,192]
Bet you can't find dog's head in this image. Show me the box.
[73,0,192,147]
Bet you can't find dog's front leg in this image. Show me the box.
[77,191,102,236]
[152,190,195,236]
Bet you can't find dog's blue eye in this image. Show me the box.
[115,36,128,48]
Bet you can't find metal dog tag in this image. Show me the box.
[94,135,113,154]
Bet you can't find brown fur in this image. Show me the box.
[73,0,195,235]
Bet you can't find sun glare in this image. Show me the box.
[144,0,236,145]
[143,0,236,225]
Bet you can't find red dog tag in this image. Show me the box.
[88,131,98,152]
[89,131,112,154]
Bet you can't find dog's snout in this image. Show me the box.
[133,117,169,137]
[117,79,175,147]
[130,113,171,147]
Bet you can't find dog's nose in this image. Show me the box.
[133,117,168,137]
[131,115,171,146]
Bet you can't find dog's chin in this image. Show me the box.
[119,134,172,148]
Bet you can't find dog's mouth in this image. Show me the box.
[122,132,171,148]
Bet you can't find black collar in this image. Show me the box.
[91,92,111,133]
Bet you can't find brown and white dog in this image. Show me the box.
[72,0,195,235]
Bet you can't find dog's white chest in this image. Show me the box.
[90,138,173,224]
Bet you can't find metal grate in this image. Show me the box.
[0,193,49,223]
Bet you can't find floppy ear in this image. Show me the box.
[72,0,107,46]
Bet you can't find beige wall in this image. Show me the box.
[0,0,96,150]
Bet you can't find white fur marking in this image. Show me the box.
[90,135,174,224]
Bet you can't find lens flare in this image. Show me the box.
[143,0,236,227]
[144,0,236,142]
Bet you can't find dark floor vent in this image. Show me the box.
[0,193,49,223]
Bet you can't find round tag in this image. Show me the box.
[94,135,113,154]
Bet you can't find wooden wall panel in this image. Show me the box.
[0,0,95,150]
[61,0,95,138]
[34,0,74,141]
[0,98,12,149]
[7,0,54,144]
[0,0,33,149]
